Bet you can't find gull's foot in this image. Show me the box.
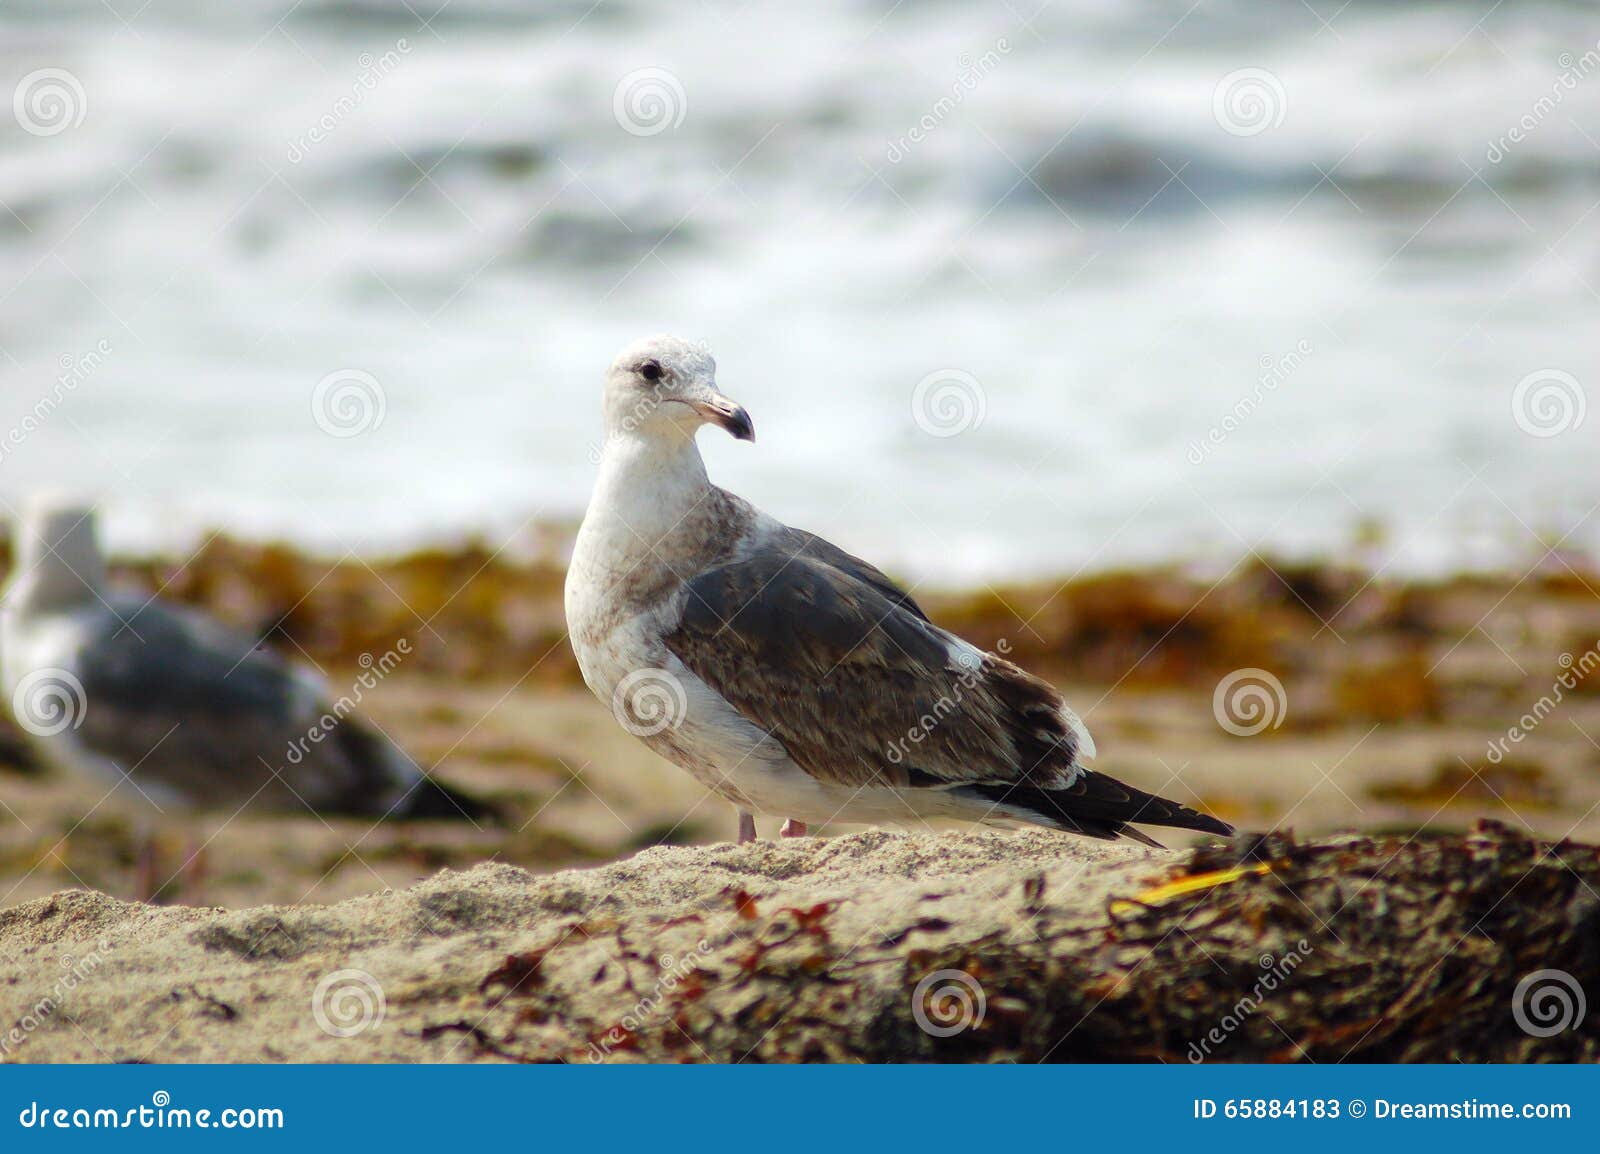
[134,835,160,904]
[180,841,209,905]
[780,819,808,838]
[737,811,757,844]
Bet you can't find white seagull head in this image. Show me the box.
[6,496,105,614]
[601,334,754,446]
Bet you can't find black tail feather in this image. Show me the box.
[962,774,1233,846]
[396,773,503,825]
[326,718,502,824]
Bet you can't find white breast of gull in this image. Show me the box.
[565,335,1235,846]
[0,499,490,824]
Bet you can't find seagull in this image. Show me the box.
[0,501,494,847]
[565,335,1234,846]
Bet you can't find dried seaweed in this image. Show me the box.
[442,822,1599,1063]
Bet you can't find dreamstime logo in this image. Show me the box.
[911,968,986,1037]
[1187,340,1313,464]
[885,38,1012,163]
[911,369,986,437]
[886,638,1011,765]
[613,67,687,136]
[311,968,386,1037]
[1511,968,1586,1038]
[13,68,87,136]
[312,369,386,437]
[1212,68,1286,137]
[1188,942,1312,1061]
[1511,369,1585,438]
[286,38,412,163]
[611,668,689,737]
[1,936,116,1056]
[1487,39,1600,163]
[587,940,714,1062]
[1,338,112,464]
[587,380,674,464]
[1487,643,1600,764]
[285,639,411,766]
[1212,668,1287,736]
[11,668,88,737]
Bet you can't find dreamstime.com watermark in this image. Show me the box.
[1510,368,1585,438]
[587,940,714,1061]
[1213,67,1286,137]
[284,639,411,766]
[1511,969,1587,1038]
[1188,941,1312,1062]
[311,968,386,1038]
[1486,643,1600,764]
[1212,668,1288,736]
[0,339,112,463]
[1187,340,1313,464]
[12,67,86,136]
[286,39,412,163]
[587,378,674,464]
[911,968,986,1037]
[1,939,117,1056]
[885,640,1008,764]
[614,67,687,136]
[10,667,89,738]
[312,368,386,437]
[911,369,987,437]
[611,667,689,737]
[885,39,1011,164]
[1487,39,1600,164]
[17,1092,283,1130]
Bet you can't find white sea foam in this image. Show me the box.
[0,0,1595,580]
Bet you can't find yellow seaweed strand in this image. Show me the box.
[1109,861,1274,915]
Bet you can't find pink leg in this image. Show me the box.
[135,835,160,903]
[780,819,808,838]
[180,840,209,905]
[737,811,757,844]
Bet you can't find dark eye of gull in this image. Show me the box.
[640,360,663,382]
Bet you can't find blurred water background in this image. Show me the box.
[0,0,1596,583]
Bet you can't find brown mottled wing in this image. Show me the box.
[70,595,417,815]
[663,541,1084,790]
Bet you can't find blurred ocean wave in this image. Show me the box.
[0,0,1596,580]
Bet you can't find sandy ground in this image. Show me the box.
[0,831,1170,1062]
[3,824,1594,1063]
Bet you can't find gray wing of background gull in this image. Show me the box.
[664,523,1232,845]
[60,593,490,821]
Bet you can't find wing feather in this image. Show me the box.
[663,537,1086,791]
[71,596,412,814]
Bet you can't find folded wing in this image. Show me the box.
[72,597,421,816]
[664,530,1232,843]
[663,533,1089,793]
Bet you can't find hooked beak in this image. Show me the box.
[681,390,754,442]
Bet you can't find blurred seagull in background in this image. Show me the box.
[0,499,494,895]
[565,335,1235,846]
